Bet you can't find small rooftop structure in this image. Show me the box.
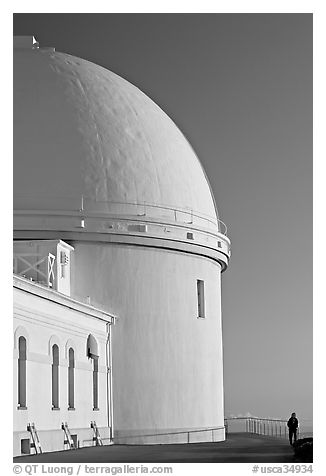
[13,239,73,295]
[13,36,39,49]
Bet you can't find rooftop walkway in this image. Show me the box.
[14,433,297,463]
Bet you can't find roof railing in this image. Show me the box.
[14,194,229,236]
[13,252,56,289]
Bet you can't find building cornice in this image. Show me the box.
[13,274,115,323]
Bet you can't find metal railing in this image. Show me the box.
[111,426,225,444]
[14,194,228,236]
[247,418,288,438]
[225,417,288,438]
[13,252,56,288]
[225,417,312,439]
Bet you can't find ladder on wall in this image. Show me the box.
[90,421,103,446]
[62,422,76,449]
[27,422,43,454]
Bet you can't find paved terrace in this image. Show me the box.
[14,433,298,463]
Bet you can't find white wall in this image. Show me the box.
[13,286,110,454]
[71,242,225,443]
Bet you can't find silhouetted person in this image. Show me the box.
[287,412,299,445]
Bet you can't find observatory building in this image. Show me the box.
[13,36,231,456]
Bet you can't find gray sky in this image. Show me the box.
[13,13,312,423]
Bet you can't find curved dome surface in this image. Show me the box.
[14,47,218,224]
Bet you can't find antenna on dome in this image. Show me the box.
[79,195,84,212]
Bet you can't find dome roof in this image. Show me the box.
[14,43,218,225]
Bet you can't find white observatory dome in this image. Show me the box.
[13,38,230,450]
[14,44,218,224]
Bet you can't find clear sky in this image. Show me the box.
[13,13,313,425]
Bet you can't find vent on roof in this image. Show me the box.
[60,251,69,265]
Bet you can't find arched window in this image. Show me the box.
[93,357,99,410]
[18,336,27,408]
[68,348,75,409]
[52,344,59,409]
[87,334,99,410]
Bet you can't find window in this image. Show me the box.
[87,334,99,410]
[197,280,205,318]
[93,357,99,410]
[68,348,75,409]
[52,344,59,409]
[18,336,27,408]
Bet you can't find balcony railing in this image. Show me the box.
[13,252,56,288]
[14,194,228,236]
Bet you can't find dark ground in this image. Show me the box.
[14,433,300,463]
